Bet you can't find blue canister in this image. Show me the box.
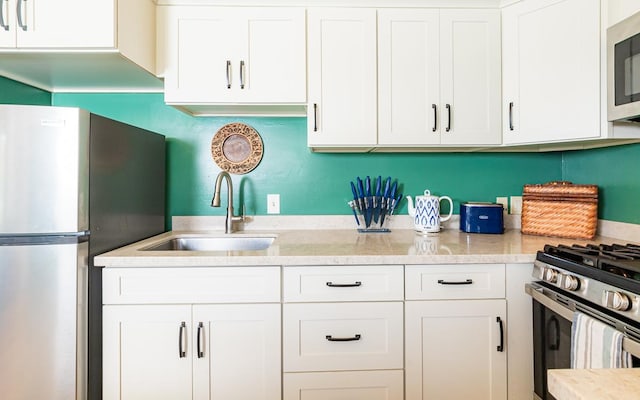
[459,202,504,234]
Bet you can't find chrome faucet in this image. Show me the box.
[211,171,244,233]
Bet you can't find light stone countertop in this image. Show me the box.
[93,225,624,268]
[548,368,640,400]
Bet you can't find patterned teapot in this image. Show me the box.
[406,190,453,233]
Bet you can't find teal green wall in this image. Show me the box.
[2,77,639,226]
[563,143,640,225]
[0,76,50,105]
[50,92,562,227]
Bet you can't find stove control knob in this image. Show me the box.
[543,268,558,283]
[604,291,632,311]
[561,275,580,291]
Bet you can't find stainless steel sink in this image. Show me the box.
[141,235,276,251]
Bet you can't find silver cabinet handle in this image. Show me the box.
[509,102,514,131]
[0,0,9,31]
[239,60,245,89]
[226,60,232,89]
[445,104,451,132]
[432,104,437,132]
[178,321,187,358]
[16,0,26,31]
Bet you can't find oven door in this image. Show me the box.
[532,293,571,400]
[608,10,640,122]
[527,282,640,400]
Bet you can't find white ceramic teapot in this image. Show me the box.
[406,190,453,233]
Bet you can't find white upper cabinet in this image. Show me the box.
[307,8,378,148]
[378,9,501,147]
[502,0,601,145]
[0,0,159,91]
[0,0,114,48]
[161,6,306,115]
[377,9,440,146]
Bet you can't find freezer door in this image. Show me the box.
[0,105,89,234]
[0,240,87,400]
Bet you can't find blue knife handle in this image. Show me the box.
[382,177,391,198]
[388,180,397,208]
[357,177,365,199]
[391,193,403,215]
[356,177,366,211]
[375,176,381,197]
[350,181,359,202]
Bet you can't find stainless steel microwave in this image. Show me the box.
[608,10,640,122]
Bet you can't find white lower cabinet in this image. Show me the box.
[282,265,404,400]
[102,267,281,400]
[405,300,507,400]
[284,370,404,400]
[102,263,529,400]
[405,264,507,400]
[103,305,193,400]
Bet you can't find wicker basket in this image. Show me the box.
[521,181,598,239]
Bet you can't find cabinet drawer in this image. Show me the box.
[283,265,403,302]
[102,267,280,304]
[283,302,403,372]
[405,264,505,300]
[283,370,404,400]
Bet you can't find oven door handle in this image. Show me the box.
[526,284,573,320]
[548,315,560,351]
[525,283,640,358]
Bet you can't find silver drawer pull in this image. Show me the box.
[326,334,361,342]
[326,281,362,288]
[437,279,473,285]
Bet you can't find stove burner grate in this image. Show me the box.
[540,243,640,284]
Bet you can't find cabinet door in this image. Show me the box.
[307,8,377,147]
[378,9,440,146]
[502,0,601,144]
[193,304,281,400]
[165,7,305,104]
[242,8,306,103]
[103,305,193,400]
[164,7,242,103]
[283,370,404,400]
[0,0,16,47]
[13,0,114,48]
[440,9,501,145]
[405,299,507,400]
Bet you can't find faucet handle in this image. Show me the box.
[233,203,246,222]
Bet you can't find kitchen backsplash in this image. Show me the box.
[2,77,639,226]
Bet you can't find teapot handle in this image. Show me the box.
[440,196,454,222]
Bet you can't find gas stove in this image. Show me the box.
[534,243,640,323]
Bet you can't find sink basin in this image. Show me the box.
[141,235,276,251]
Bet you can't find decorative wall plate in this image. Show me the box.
[211,123,263,174]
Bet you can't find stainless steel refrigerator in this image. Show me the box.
[0,104,166,400]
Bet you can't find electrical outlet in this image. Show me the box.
[267,194,280,214]
[510,196,523,215]
[496,197,509,213]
